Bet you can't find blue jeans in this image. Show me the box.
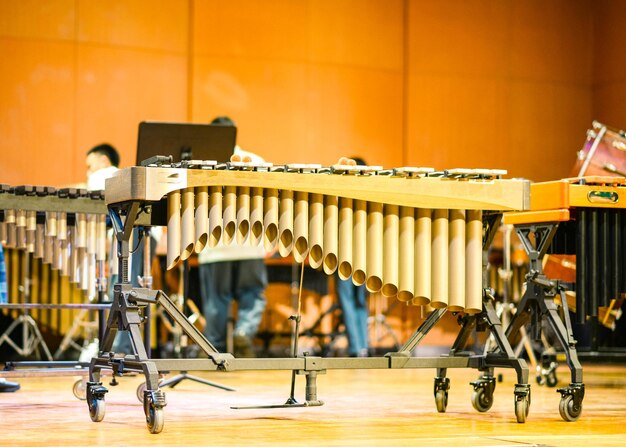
[199,259,267,352]
[336,277,369,356]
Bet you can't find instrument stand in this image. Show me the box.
[505,222,584,422]
[388,213,531,423]
[232,314,324,409]
[158,259,235,393]
[0,251,52,361]
[393,290,531,422]
[86,200,535,432]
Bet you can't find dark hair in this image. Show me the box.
[351,156,367,166]
[87,143,120,167]
[211,116,235,127]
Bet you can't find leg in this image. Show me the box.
[199,262,234,352]
[336,276,360,356]
[354,284,369,356]
[233,259,267,357]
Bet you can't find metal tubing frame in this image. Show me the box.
[506,221,583,384]
[89,200,531,424]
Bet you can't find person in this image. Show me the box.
[86,143,120,191]
[335,156,370,357]
[84,143,157,356]
[0,244,20,392]
[197,116,268,357]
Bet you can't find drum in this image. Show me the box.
[571,121,626,178]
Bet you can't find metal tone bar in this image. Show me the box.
[576,209,587,325]
[588,209,598,318]
[611,210,621,300]
[105,166,531,211]
[0,303,110,310]
[0,194,106,215]
[600,210,609,308]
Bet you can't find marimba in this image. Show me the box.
[88,160,531,433]
[0,185,109,361]
[502,176,626,422]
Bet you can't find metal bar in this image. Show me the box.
[0,303,110,310]
[576,209,587,325]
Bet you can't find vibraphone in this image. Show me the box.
[88,160,531,433]
[0,185,109,362]
[502,176,626,422]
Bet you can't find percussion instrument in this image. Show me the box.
[0,185,109,359]
[506,176,626,324]
[571,121,626,178]
[87,159,532,433]
[106,162,529,315]
[501,175,626,422]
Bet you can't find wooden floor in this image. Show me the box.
[1,363,625,446]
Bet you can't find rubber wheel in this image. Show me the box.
[73,379,87,401]
[559,394,582,422]
[546,371,558,388]
[145,400,165,434]
[471,387,493,412]
[137,382,147,403]
[88,396,105,422]
[515,396,529,423]
[435,389,448,413]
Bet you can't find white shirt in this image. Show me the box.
[88,166,119,191]
[198,146,267,264]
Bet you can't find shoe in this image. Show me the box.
[233,334,255,358]
[0,379,20,392]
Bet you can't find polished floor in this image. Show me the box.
[1,362,625,446]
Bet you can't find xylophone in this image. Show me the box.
[0,185,109,362]
[502,175,626,422]
[88,160,531,433]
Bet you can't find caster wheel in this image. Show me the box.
[435,389,448,413]
[137,382,147,403]
[546,371,558,388]
[88,395,106,422]
[471,387,493,413]
[515,395,530,423]
[145,398,165,434]
[559,394,582,422]
[73,379,87,400]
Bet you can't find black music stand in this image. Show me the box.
[135,121,237,393]
[136,121,236,165]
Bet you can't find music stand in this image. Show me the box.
[136,121,236,165]
[134,121,236,392]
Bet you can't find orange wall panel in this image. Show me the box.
[194,0,308,60]
[0,39,74,186]
[593,82,626,130]
[192,56,310,161]
[308,0,404,70]
[75,45,188,179]
[508,81,592,181]
[510,0,593,84]
[0,0,75,40]
[3,0,625,188]
[77,0,188,53]
[408,0,510,77]
[593,0,626,130]
[593,0,626,86]
[306,65,403,168]
[406,75,509,171]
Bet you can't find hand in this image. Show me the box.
[230,153,253,163]
[337,156,357,166]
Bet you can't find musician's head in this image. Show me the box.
[351,157,367,166]
[211,116,235,127]
[86,143,120,190]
